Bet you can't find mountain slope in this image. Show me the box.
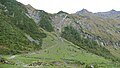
[0,0,46,54]
[24,3,120,61]
[52,9,120,46]
[0,0,120,68]
[2,30,113,68]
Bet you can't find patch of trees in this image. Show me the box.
[38,11,54,32]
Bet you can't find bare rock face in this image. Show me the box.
[25,4,40,24]
[52,13,70,33]
[25,34,39,45]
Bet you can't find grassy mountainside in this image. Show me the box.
[0,0,120,68]
[61,26,115,60]
[51,11,120,61]
[52,11,120,45]
[25,4,54,32]
[38,11,54,32]
[0,0,46,54]
[2,30,117,68]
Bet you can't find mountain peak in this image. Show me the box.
[108,9,120,14]
[109,9,117,13]
[76,9,91,15]
[110,9,116,12]
[76,8,92,15]
[80,9,89,13]
[26,4,33,8]
[25,4,36,11]
[57,11,68,14]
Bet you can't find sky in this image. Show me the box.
[16,0,120,13]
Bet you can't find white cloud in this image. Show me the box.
[16,0,120,13]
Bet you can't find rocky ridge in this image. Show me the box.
[25,5,120,47]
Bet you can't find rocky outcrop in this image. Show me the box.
[25,34,39,45]
[25,4,40,24]
[0,58,15,65]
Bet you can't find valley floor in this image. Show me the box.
[0,32,120,68]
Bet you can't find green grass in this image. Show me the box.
[2,31,116,68]
[0,64,22,68]
[28,31,110,63]
[106,46,120,61]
